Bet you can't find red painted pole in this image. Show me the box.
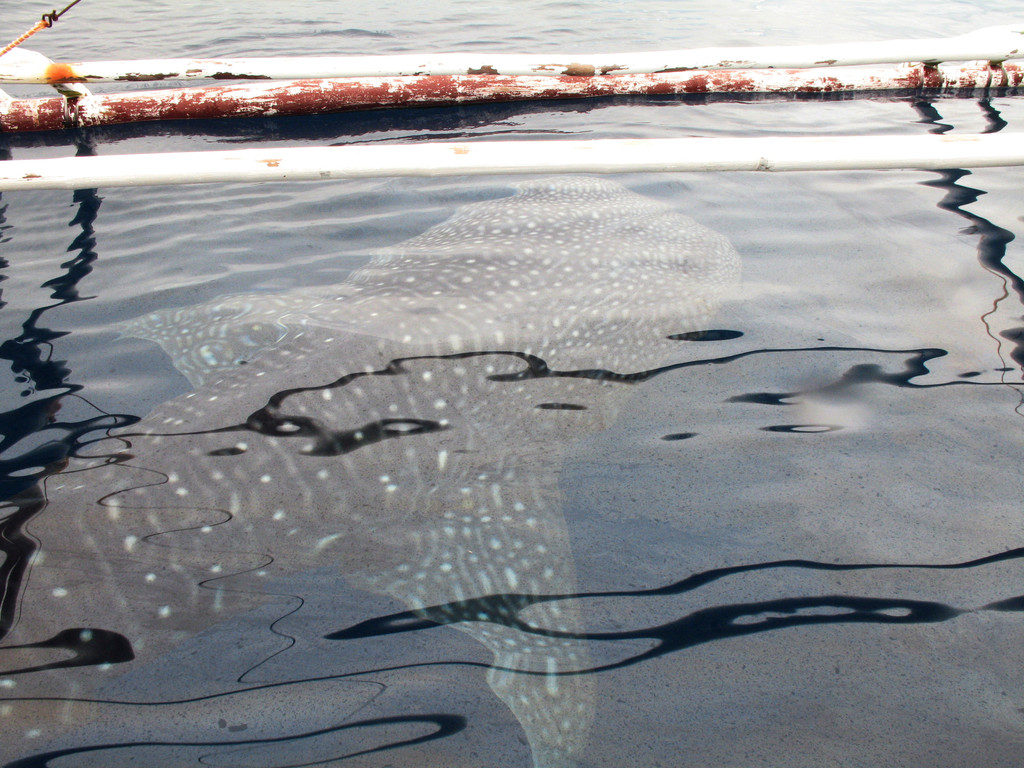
[2,63,1021,134]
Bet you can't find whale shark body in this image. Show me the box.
[2,177,739,766]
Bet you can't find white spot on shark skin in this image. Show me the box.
[22,177,739,768]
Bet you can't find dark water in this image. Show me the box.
[3,2,1024,766]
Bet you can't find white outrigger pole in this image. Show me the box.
[1,134,1023,191]
[2,24,1022,82]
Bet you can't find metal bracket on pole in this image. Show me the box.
[51,81,90,99]
[53,82,90,129]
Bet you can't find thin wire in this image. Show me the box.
[42,0,86,27]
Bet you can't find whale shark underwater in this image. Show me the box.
[0,177,740,767]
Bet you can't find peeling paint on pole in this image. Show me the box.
[1,63,1021,133]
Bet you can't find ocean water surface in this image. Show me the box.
[1,2,1024,766]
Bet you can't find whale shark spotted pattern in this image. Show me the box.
[6,177,739,766]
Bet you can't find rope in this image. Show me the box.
[0,20,48,58]
[0,0,85,59]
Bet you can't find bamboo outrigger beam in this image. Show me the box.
[1,25,1021,83]
[1,62,1021,133]
[1,133,1021,191]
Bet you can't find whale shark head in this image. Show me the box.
[120,177,739,385]
[8,177,739,767]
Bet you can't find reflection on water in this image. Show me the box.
[0,159,139,649]
[914,99,1023,385]
[0,178,739,766]
[334,540,1024,674]
[0,153,135,501]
